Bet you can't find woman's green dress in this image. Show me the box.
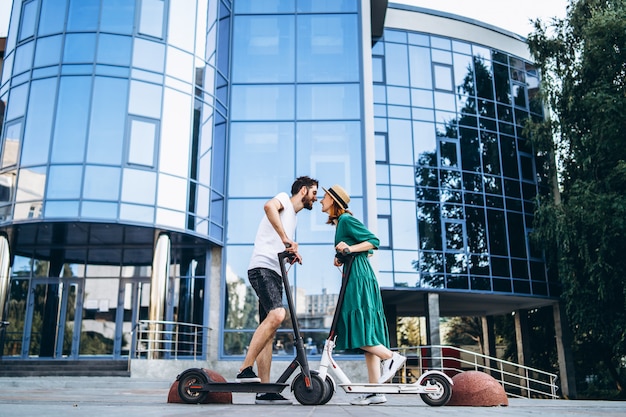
[334,213,390,351]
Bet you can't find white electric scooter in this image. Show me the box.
[312,250,453,406]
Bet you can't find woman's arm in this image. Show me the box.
[335,240,374,254]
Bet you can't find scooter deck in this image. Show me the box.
[339,383,438,394]
[194,382,289,393]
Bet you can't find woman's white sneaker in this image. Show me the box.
[378,352,407,383]
[350,393,387,405]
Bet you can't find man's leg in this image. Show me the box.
[256,311,286,382]
[240,307,286,375]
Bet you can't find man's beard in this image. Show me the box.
[302,196,314,210]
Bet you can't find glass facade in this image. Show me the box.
[0,1,558,364]
[373,31,555,296]
[0,0,228,359]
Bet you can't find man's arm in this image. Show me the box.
[263,197,298,253]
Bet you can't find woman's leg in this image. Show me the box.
[361,345,393,383]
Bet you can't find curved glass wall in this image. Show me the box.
[373,29,556,297]
[0,0,227,243]
[0,0,230,359]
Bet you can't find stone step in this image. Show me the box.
[0,360,130,377]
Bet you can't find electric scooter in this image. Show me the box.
[176,250,329,405]
[314,250,454,406]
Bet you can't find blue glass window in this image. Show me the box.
[231,85,294,120]
[16,166,46,202]
[232,16,295,83]
[18,0,37,41]
[128,118,158,167]
[297,0,358,13]
[97,34,132,66]
[132,38,165,73]
[1,121,22,168]
[101,0,135,34]
[47,165,82,199]
[6,84,28,121]
[296,84,360,120]
[385,43,409,86]
[234,0,295,14]
[121,168,156,205]
[129,80,162,119]
[228,122,294,197]
[45,201,79,218]
[409,46,432,89]
[167,0,195,51]
[297,15,359,83]
[87,77,128,165]
[138,0,165,39]
[81,201,118,219]
[51,77,91,163]
[434,64,453,91]
[13,41,34,75]
[21,79,55,166]
[63,34,97,63]
[373,56,384,83]
[67,0,100,31]
[83,166,121,200]
[296,121,362,196]
[34,35,62,68]
[38,0,67,36]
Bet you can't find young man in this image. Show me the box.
[236,176,319,405]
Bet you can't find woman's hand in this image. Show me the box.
[335,241,350,254]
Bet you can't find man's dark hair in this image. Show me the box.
[291,176,319,195]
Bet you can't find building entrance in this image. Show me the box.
[2,276,150,360]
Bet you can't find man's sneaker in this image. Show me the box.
[255,392,292,405]
[235,366,261,383]
[350,393,387,405]
[378,351,407,383]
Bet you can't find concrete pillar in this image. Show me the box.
[514,309,531,396]
[0,235,9,359]
[148,233,171,359]
[482,315,498,377]
[206,246,222,364]
[424,292,441,368]
[553,302,577,398]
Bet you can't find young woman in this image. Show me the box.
[321,184,406,405]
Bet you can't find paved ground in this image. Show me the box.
[0,377,625,417]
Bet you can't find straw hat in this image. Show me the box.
[323,185,350,210]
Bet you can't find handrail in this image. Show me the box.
[396,345,559,399]
[128,320,212,369]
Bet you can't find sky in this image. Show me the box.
[401,0,569,37]
[0,0,569,38]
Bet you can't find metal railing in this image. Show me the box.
[129,320,211,362]
[396,345,559,399]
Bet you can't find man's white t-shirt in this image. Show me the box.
[248,192,297,275]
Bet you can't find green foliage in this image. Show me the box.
[527,0,626,397]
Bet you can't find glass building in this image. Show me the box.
[0,0,573,392]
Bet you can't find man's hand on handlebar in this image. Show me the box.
[284,241,302,265]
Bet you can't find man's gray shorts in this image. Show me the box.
[248,267,284,322]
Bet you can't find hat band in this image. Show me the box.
[328,188,348,209]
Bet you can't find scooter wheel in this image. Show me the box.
[177,368,209,404]
[291,372,328,405]
[419,374,452,406]
[319,373,335,405]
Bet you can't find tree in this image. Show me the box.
[527,0,626,398]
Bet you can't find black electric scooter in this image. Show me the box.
[176,250,328,405]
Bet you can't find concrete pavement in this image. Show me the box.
[0,377,625,417]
